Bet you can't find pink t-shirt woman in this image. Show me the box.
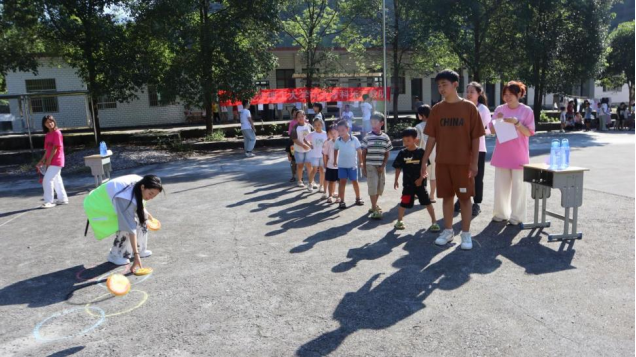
[44,129,65,167]
[490,103,535,170]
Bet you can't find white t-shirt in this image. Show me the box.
[292,123,313,153]
[361,102,373,121]
[306,131,328,159]
[415,121,436,162]
[239,108,252,130]
[341,111,354,128]
[322,139,337,169]
[477,103,492,153]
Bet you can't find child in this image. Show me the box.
[421,69,485,250]
[312,103,326,130]
[559,106,567,133]
[38,115,69,208]
[290,110,313,188]
[415,105,436,202]
[392,128,440,232]
[306,118,328,194]
[323,124,339,203]
[333,120,363,209]
[341,104,354,133]
[285,139,297,182]
[361,112,392,219]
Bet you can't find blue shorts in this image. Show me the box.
[294,151,310,164]
[338,167,358,181]
[310,157,324,168]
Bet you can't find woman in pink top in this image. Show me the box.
[488,81,535,225]
[38,115,68,208]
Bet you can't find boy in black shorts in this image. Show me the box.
[392,128,440,232]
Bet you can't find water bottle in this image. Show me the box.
[99,141,108,156]
[560,138,570,169]
[549,139,560,170]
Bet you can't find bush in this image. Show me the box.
[205,131,225,142]
[386,121,413,138]
[156,135,192,154]
[540,111,560,123]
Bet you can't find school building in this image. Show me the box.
[1,49,628,134]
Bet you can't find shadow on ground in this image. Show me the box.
[296,222,576,356]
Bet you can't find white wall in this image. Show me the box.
[594,83,632,105]
[4,58,187,132]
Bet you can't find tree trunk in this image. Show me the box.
[628,81,634,105]
[472,11,481,83]
[391,0,400,122]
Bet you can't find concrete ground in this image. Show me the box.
[0,131,633,357]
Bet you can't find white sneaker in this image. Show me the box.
[508,219,521,226]
[321,193,328,200]
[55,200,69,205]
[249,152,256,157]
[460,232,473,250]
[245,152,251,157]
[435,229,455,246]
[312,183,318,190]
[492,216,507,222]
[139,250,152,258]
[297,181,305,188]
[107,255,130,266]
[40,202,56,209]
[307,186,314,193]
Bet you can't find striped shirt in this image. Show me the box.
[361,131,393,166]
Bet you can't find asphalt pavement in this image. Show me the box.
[0,131,633,356]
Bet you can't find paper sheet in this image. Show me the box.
[492,119,518,144]
[337,101,342,108]
[277,103,283,110]
[257,104,264,111]
[353,101,360,108]
[295,102,302,109]
[221,106,228,112]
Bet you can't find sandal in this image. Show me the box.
[338,202,347,209]
[355,198,364,206]
[394,220,405,230]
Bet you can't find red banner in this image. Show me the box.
[220,87,390,107]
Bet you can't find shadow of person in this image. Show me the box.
[297,222,577,356]
[0,262,117,308]
[47,346,85,357]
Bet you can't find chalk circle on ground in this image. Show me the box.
[33,307,105,342]
[85,290,149,318]
[96,265,152,290]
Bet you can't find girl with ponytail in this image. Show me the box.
[103,175,164,272]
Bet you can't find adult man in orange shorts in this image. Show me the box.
[421,69,485,250]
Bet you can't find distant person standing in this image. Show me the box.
[457,81,492,216]
[360,94,373,139]
[212,102,221,123]
[340,104,354,133]
[312,103,326,130]
[38,115,68,208]
[599,98,611,131]
[412,96,423,111]
[489,81,535,225]
[240,100,256,157]
[582,100,593,132]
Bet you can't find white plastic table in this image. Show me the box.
[84,152,112,187]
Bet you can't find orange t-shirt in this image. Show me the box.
[424,99,485,165]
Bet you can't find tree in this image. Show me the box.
[280,0,363,105]
[600,20,635,104]
[429,0,518,83]
[135,0,280,134]
[0,1,42,78]
[3,0,158,142]
[515,0,614,122]
[350,0,458,120]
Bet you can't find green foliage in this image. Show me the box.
[156,135,193,154]
[205,131,226,142]
[599,21,635,103]
[427,0,518,82]
[512,0,615,122]
[540,111,560,123]
[135,0,281,133]
[386,120,411,139]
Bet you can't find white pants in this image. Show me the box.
[42,165,68,204]
[108,226,149,262]
[493,167,526,223]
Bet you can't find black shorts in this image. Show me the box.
[400,183,431,209]
[325,168,339,182]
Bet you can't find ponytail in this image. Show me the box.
[130,175,163,225]
[468,81,487,106]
